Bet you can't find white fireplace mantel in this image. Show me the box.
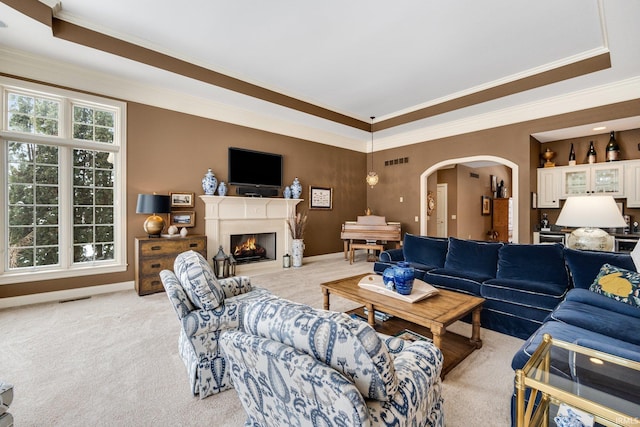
[199,195,302,272]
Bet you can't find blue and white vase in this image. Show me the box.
[283,186,292,199]
[393,262,415,295]
[291,177,302,199]
[217,181,227,196]
[382,267,396,291]
[202,168,218,195]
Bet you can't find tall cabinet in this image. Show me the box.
[492,198,513,243]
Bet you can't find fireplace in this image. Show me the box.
[230,233,276,264]
[199,195,302,273]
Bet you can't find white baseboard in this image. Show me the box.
[0,281,135,309]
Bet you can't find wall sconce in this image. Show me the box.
[136,194,171,237]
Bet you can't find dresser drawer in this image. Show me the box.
[137,276,165,295]
[138,237,205,256]
[139,256,175,276]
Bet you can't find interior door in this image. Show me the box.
[436,183,447,237]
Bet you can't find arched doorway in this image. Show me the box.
[420,155,519,242]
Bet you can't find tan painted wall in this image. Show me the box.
[2,80,640,298]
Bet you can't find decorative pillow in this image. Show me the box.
[174,250,224,309]
[242,299,397,402]
[589,263,640,308]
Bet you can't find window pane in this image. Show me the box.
[74,207,94,225]
[8,184,33,204]
[35,185,58,205]
[95,207,113,224]
[35,206,58,226]
[8,205,33,226]
[95,170,113,187]
[8,227,33,246]
[7,92,59,136]
[35,165,58,185]
[74,168,93,186]
[36,226,59,246]
[10,247,34,268]
[72,105,115,144]
[74,188,94,205]
[74,226,93,244]
[74,149,93,167]
[36,246,59,266]
[95,188,113,205]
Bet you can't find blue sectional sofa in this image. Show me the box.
[374,234,571,339]
[374,234,640,424]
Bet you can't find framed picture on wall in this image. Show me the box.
[169,192,195,207]
[169,211,195,227]
[309,186,333,210]
[481,196,491,216]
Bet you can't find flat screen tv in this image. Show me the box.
[228,147,283,188]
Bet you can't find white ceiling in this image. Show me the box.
[1,0,640,150]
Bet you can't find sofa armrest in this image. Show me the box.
[366,340,444,425]
[380,248,404,263]
[217,275,253,299]
[160,269,194,320]
[181,287,274,337]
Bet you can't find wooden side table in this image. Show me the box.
[134,235,207,296]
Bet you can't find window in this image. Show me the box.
[1,77,126,284]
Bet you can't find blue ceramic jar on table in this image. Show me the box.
[393,262,415,295]
[382,267,395,291]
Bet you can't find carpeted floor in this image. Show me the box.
[0,252,524,426]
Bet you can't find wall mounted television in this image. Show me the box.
[228,147,283,188]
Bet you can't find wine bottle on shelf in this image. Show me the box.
[568,143,576,165]
[587,141,597,164]
[606,131,620,161]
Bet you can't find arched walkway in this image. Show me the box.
[420,155,519,242]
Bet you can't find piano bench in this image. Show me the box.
[350,243,385,264]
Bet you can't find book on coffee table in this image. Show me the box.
[357,274,439,303]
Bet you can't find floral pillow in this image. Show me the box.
[589,263,640,308]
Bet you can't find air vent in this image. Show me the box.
[470,172,480,179]
[385,157,409,166]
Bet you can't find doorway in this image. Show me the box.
[420,155,519,243]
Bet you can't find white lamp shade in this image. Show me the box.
[556,195,627,228]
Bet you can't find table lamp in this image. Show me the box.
[136,194,171,237]
[555,195,626,251]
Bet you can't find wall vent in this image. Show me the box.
[470,172,480,179]
[385,157,409,166]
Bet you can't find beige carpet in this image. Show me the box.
[0,252,524,426]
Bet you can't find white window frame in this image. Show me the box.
[0,76,127,284]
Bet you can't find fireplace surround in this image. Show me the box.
[200,195,302,273]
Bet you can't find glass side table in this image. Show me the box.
[514,334,640,427]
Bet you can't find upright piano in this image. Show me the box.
[340,215,402,260]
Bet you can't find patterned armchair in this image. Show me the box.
[160,250,275,399]
[220,299,445,427]
[0,382,13,427]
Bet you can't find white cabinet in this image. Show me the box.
[625,161,640,207]
[560,163,624,198]
[537,168,561,208]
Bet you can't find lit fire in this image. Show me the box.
[234,236,258,256]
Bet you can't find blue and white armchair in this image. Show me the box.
[220,298,445,426]
[160,250,275,399]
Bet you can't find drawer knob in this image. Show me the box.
[189,243,198,248]
[151,246,161,251]
[151,263,161,268]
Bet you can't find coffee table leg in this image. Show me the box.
[322,288,330,310]
[366,303,375,326]
[431,325,444,349]
[471,307,483,348]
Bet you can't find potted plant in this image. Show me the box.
[287,210,307,267]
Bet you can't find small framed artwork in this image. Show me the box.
[481,196,491,216]
[169,192,195,208]
[169,211,195,227]
[309,186,333,210]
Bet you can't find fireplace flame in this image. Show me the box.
[234,236,257,255]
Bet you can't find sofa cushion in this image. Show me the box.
[564,248,636,289]
[565,288,640,319]
[174,250,224,309]
[482,278,567,311]
[425,269,483,295]
[403,234,448,270]
[443,237,502,280]
[550,299,640,346]
[496,243,567,286]
[589,263,640,309]
[242,299,397,401]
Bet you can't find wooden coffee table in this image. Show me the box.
[320,273,485,378]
